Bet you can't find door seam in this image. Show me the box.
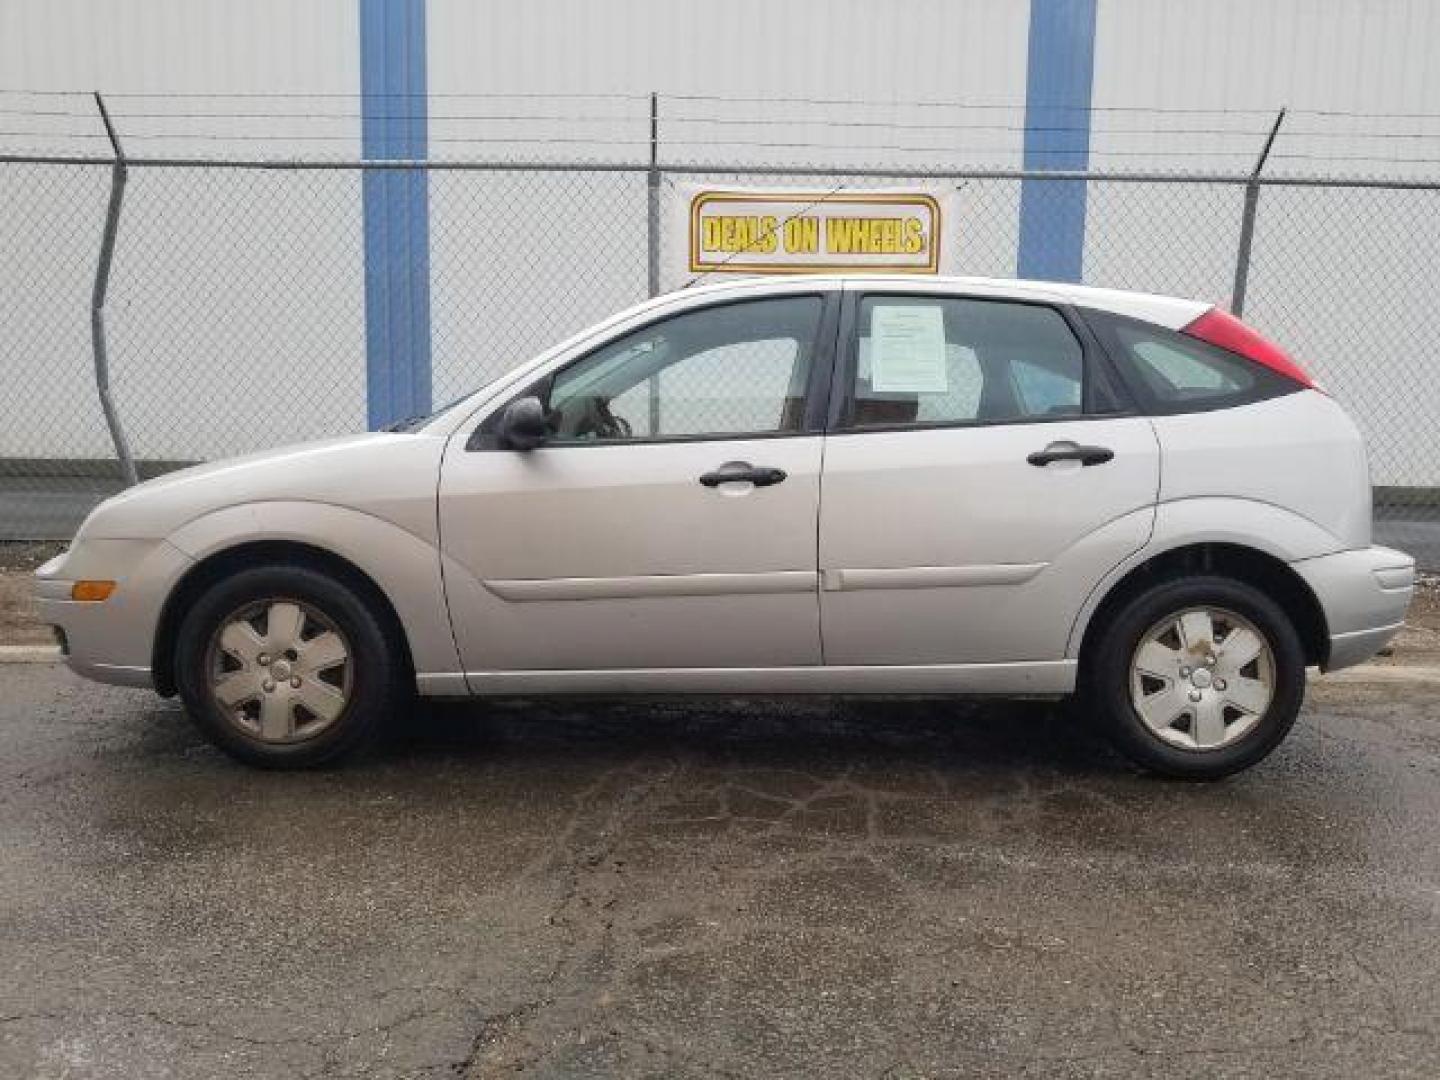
[816,429,829,664]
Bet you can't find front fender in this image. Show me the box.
[166,501,460,678]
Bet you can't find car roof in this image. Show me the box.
[665,273,1210,330]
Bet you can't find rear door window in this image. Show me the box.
[840,295,1092,429]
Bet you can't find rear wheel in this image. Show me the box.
[1083,575,1305,780]
[175,564,404,768]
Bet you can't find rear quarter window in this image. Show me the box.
[1086,309,1301,414]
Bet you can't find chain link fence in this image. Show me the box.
[2,150,1438,567]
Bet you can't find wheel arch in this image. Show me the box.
[151,539,415,697]
[1073,542,1331,670]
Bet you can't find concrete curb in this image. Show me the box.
[1317,664,1440,685]
[1,644,1439,686]
[0,645,63,663]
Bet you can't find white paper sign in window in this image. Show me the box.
[869,304,949,393]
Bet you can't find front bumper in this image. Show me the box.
[33,539,194,689]
[1292,545,1416,671]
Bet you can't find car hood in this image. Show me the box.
[78,432,447,542]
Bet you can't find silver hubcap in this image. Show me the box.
[1129,606,1275,752]
[205,599,353,744]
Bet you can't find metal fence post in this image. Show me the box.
[646,91,661,298]
[90,92,139,487]
[646,91,662,434]
[1230,106,1286,318]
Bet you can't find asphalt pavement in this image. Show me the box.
[3,664,1440,1078]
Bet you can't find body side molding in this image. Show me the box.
[483,570,816,602]
[821,563,1047,592]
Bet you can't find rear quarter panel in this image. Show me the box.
[1064,390,1373,658]
[1150,390,1371,550]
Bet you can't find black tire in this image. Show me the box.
[174,564,406,768]
[1081,575,1306,780]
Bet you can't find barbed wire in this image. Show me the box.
[0,108,1279,138]
[9,103,1440,139]
[0,131,1272,157]
[4,90,1440,172]
[2,87,1440,120]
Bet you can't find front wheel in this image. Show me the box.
[1083,575,1306,780]
[174,564,405,768]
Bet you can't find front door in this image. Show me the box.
[439,293,836,678]
[819,288,1160,666]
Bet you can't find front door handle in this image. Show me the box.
[699,461,788,488]
[1027,441,1114,467]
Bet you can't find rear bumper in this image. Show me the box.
[1292,545,1416,671]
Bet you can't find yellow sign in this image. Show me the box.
[687,190,944,275]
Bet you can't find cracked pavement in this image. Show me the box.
[2,665,1439,1078]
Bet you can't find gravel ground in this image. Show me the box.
[0,543,63,646]
[1,666,1439,1078]
[1374,575,1440,665]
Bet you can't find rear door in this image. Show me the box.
[818,285,1161,665]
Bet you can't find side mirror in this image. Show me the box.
[498,395,550,452]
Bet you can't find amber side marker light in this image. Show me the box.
[71,580,117,602]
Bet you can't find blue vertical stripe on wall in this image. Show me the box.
[360,0,430,428]
[1017,0,1098,283]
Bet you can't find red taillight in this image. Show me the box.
[1181,307,1315,388]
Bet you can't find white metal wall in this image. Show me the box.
[424,0,1031,405]
[0,0,364,462]
[1090,0,1440,487]
[0,1,358,100]
[1,0,1438,485]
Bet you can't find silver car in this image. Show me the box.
[35,275,1415,778]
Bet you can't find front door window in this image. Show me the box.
[541,296,824,441]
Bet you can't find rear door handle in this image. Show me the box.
[699,461,788,488]
[1027,442,1114,467]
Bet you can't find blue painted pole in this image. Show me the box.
[360,0,431,428]
[1017,0,1098,283]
